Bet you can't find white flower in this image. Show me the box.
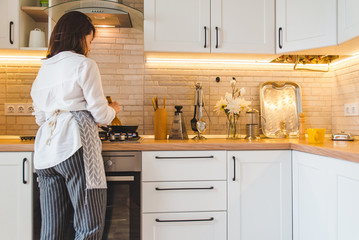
[226,98,241,114]
[240,87,246,96]
[225,92,232,101]
[213,78,251,116]
[214,97,227,115]
[230,78,236,87]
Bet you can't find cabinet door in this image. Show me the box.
[142,181,226,213]
[142,151,226,181]
[338,0,359,44]
[227,150,292,240]
[0,0,19,48]
[211,0,275,54]
[0,152,32,240]
[292,151,329,240]
[144,0,210,52]
[143,212,226,240]
[276,0,336,53]
[327,157,359,240]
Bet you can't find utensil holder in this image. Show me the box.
[154,108,167,140]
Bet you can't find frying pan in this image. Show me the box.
[101,125,138,133]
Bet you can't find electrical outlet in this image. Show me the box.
[344,103,359,116]
[5,104,15,115]
[26,104,34,114]
[5,103,34,115]
[16,104,25,114]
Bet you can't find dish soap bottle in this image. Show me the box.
[169,105,188,140]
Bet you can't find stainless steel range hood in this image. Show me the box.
[46,0,143,30]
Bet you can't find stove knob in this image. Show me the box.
[106,160,113,167]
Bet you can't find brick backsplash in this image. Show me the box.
[2,25,359,137]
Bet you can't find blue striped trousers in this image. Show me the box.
[36,147,107,240]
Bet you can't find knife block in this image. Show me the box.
[154,108,167,140]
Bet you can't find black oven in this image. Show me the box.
[33,151,141,240]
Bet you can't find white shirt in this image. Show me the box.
[31,51,115,169]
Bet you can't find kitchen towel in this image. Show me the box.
[71,110,107,189]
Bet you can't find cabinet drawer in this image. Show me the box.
[142,151,226,181]
[142,211,226,240]
[142,181,226,213]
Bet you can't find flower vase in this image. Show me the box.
[227,114,239,139]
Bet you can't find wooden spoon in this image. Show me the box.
[106,96,122,126]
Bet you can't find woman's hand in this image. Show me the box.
[109,101,120,114]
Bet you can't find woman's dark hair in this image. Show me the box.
[47,11,95,58]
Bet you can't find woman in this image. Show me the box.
[31,11,120,240]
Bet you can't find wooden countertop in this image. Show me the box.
[1,138,358,163]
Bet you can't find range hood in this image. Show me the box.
[46,0,143,30]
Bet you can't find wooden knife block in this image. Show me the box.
[154,108,167,140]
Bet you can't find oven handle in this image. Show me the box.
[155,156,214,159]
[155,186,214,191]
[156,217,214,223]
[106,176,134,182]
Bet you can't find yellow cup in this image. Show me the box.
[154,108,167,140]
[307,128,326,144]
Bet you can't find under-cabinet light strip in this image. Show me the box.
[331,54,359,66]
[0,56,44,61]
[146,57,331,68]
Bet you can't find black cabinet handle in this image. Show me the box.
[278,27,283,49]
[155,156,214,159]
[9,21,14,44]
[22,158,28,184]
[232,156,236,181]
[156,217,214,223]
[204,26,207,48]
[215,26,219,48]
[155,186,214,191]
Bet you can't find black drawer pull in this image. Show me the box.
[22,158,28,184]
[278,27,283,49]
[215,26,219,48]
[232,156,236,181]
[155,186,214,191]
[156,217,214,223]
[9,21,14,44]
[204,26,207,48]
[155,156,214,159]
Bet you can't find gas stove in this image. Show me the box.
[99,130,143,143]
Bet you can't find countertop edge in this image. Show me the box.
[1,139,359,163]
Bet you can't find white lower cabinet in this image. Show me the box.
[0,152,32,240]
[292,151,329,240]
[227,150,292,240]
[142,212,226,240]
[293,150,359,240]
[142,151,226,240]
[327,155,359,240]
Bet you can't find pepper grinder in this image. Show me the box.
[299,112,306,140]
[169,105,188,140]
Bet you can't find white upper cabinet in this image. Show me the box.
[338,0,359,44]
[0,0,20,48]
[211,0,275,54]
[144,0,211,53]
[144,0,275,54]
[0,0,49,50]
[276,0,337,53]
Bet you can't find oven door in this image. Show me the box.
[33,171,141,240]
[103,172,140,240]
